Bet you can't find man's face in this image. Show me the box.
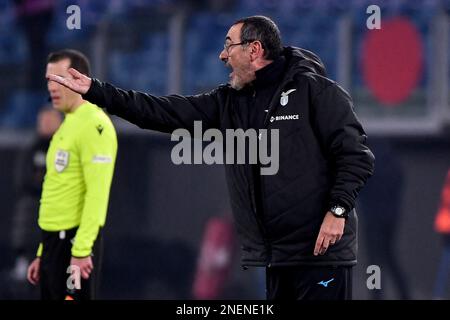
[219,23,255,90]
[46,59,80,113]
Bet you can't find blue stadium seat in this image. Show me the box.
[0,90,48,129]
[108,33,169,95]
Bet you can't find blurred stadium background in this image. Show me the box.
[1,0,450,299]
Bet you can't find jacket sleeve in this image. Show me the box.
[82,79,222,133]
[36,243,43,257]
[71,118,117,257]
[311,83,375,212]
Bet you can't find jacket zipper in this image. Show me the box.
[260,81,295,267]
[251,87,273,267]
[231,89,273,268]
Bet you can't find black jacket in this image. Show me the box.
[83,46,375,267]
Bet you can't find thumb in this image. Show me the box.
[68,68,82,79]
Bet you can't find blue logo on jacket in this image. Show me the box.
[317,278,335,287]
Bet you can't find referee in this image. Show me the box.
[26,49,117,300]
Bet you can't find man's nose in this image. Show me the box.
[219,49,228,62]
[47,80,59,91]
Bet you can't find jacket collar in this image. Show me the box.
[252,56,287,89]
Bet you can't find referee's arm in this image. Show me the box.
[72,120,117,259]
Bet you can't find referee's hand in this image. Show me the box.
[27,257,41,285]
[314,212,345,256]
[70,256,94,280]
[47,68,92,95]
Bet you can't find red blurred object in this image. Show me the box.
[435,170,450,234]
[192,217,235,299]
[362,17,423,106]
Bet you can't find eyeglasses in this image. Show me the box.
[223,40,254,54]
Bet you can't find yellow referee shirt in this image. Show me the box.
[37,101,117,257]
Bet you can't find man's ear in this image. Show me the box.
[250,41,264,60]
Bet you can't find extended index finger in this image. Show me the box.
[314,232,325,256]
[47,74,68,86]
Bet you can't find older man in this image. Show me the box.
[48,17,374,300]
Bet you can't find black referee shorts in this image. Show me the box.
[39,227,103,300]
[266,265,353,300]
